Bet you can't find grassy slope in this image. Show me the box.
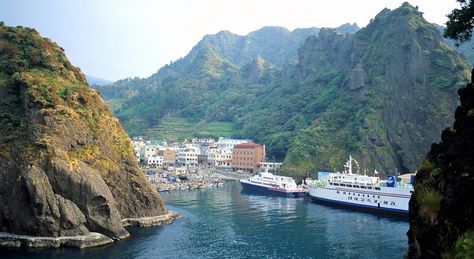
[143,115,238,140]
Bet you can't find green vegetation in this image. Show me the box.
[144,115,239,140]
[416,187,442,222]
[95,3,470,179]
[452,230,474,258]
[407,1,474,257]
[0,22,138,173]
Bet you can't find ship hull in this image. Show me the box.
[240,181,305,198]
[308,186,410,216]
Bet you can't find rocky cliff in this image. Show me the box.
[0,23,167,246]
[407,69,474,257]
[280,3,471,176]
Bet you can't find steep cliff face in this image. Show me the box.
[281,3,470,176]
[407,70,474,257]
[0,24,166,240]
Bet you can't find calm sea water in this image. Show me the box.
[1,181,408,258]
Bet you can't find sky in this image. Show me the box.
[0,0,461,81]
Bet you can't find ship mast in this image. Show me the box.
[344,155,360,175]
[348,155,352,174]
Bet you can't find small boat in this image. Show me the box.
[307,155,414,215]
[240,172,305,198]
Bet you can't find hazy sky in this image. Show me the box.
[1,0,460,81]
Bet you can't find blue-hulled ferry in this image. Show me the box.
[240,172,305,198]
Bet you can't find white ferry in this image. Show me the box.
[307,156,414,215]
[240,172,305,198]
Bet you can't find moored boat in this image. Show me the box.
[240,172,305,198]
[307,156,414,215]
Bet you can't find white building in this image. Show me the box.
[208,146,233,168]
[145,155,164,167]
[215,137,249,150]
[140,145,159,163]
[133,147,141,163]
[259,162,283,172]
[131,138,147,163]
[177,146,201,166]
[192,138,215,145]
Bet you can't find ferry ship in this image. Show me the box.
[240,172,305,198]
[307,156,414,215]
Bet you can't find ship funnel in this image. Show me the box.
[387,175,396,187]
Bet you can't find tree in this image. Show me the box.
[445,0,474,44]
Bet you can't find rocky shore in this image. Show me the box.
[146,168,249,192]
[0,211,180,249]
[122,211,180,227]
[0,232,114,249]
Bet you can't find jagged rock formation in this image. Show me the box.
[281,3,471,177]
[0,23,167,247]
[407,69,474,257]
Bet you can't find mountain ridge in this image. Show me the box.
[96,3,470,178]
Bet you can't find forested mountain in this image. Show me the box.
[96,3,471,178]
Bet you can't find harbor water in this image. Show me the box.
[1,181,408,258]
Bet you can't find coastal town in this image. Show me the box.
[132,137,283,191]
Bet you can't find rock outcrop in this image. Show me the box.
[0,23,168,247]
[407,69,474,257]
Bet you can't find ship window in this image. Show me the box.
[336,191,340,194]
[343,192,346,195]
[390,201,395,206]
[378,196,380,198]
[358,194,360,196]
[361,198,365,202]
[354,197,358,201]
[347,185,352,187]
[340,184,346,187]
[375,187,381,190]
[361,186,367,189]
[374,200,378,203]
[383,201,388,205]
[367,199,371,203]
[348,196,352,200]
[373,195,375,198]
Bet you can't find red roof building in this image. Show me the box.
[231,142,265,173]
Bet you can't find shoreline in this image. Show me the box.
[0,211,180,249]
[151,168,250,192]
[122,211,180,227]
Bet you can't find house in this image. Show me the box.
[131,138,147,163]
[140,145,158,164]
[145,155,163,167]
[208,145,233,168]
[158,148,176,166]
[177,146,200,166]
